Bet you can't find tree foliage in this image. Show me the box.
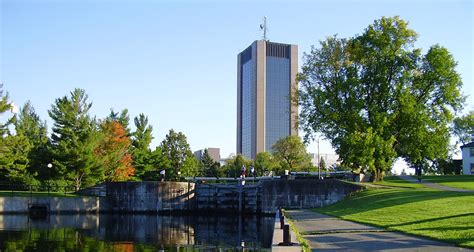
[254,152,279,176]
[221,154,251,178]
[131,113,155,180]
[48,89,100,190]
[12,102,49,184]
[96,120,135,181]
[160,129,198,179]
[272,135,312,172]
[198,149,220,177]
[298,16,464,181]
[453,111,474,145]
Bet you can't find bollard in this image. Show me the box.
[283,224,292,245]
[278,224,293,246]
[280,216,285,229]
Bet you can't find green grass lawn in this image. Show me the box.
[0,191,77,197]
[374,176,427,189]
[416,175,474,190]
[315,187,474,248]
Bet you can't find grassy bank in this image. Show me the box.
[374,176,426,189]
[418,175,474,190]
[315,185,474,248]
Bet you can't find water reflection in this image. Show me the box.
[0,214,274,251]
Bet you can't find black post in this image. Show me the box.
[283,224,292,245]
[280,216,285,229]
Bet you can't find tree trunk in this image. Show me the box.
[373,169,384,182]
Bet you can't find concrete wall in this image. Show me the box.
[195,179,361,214]
[104,181,195,212]
[260,179,361,213]
[0,196,100,213]
[0,180,361,214]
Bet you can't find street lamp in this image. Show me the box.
[47,163,52,194]
[317,137,321,179]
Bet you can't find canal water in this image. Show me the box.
[0,214,275,251]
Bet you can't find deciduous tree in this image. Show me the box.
[160,129,198,179]
[96,120,134,181]
[298,16,464,181]
[254,152,279,176]
[453,111,474,145]
[272,136,312,172]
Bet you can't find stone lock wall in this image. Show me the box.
[104,181,195,212]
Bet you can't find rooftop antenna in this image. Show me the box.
[259,16,268,41]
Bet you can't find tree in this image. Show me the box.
[12,102,49,184]
[96,120,134,181]
[0,134,32,184]
[298,16,464,181]
[48,89,101,190]
[221,154,251,178]
[272,136,312,172]
[160,129,198,179]
[254,152,279,176]
[198,149,220,177]
[108,109,131,135]
[453,111,474,145]
[130,113,155,180]
[319,157,326,172]
[0,84,12,136]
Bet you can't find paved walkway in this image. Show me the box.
[286,209,472,251]
[397,175,474,193]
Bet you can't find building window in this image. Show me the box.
[471,163,474,174]
[470,148,474,157]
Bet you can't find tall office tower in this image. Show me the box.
[237,40,298,159]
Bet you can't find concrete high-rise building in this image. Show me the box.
[194,148,221,164]
[237,40,298,159]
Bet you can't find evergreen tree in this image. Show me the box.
[13,101,49,183]
[48,89,100,190]
[319,157,327,172]
[0,84,12,136]
[198,149,220,177]
[131,113,155,180]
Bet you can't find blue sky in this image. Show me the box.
[1,0,473,172]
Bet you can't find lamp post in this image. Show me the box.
[317,137,321,179]
[47,163,52,194]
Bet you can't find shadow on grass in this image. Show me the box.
[390,213,474,228]
[317,188,473,217]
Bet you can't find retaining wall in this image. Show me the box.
[104,181,195,212]
[0,196,101,213]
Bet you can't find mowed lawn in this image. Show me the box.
[315,184,474,248]
[374,176,426,188]
[417,175,474,190]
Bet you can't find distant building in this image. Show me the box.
[461,142,474,175]
[194,148,220,163]
[309,153,339,168]
[237,40,298,159]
